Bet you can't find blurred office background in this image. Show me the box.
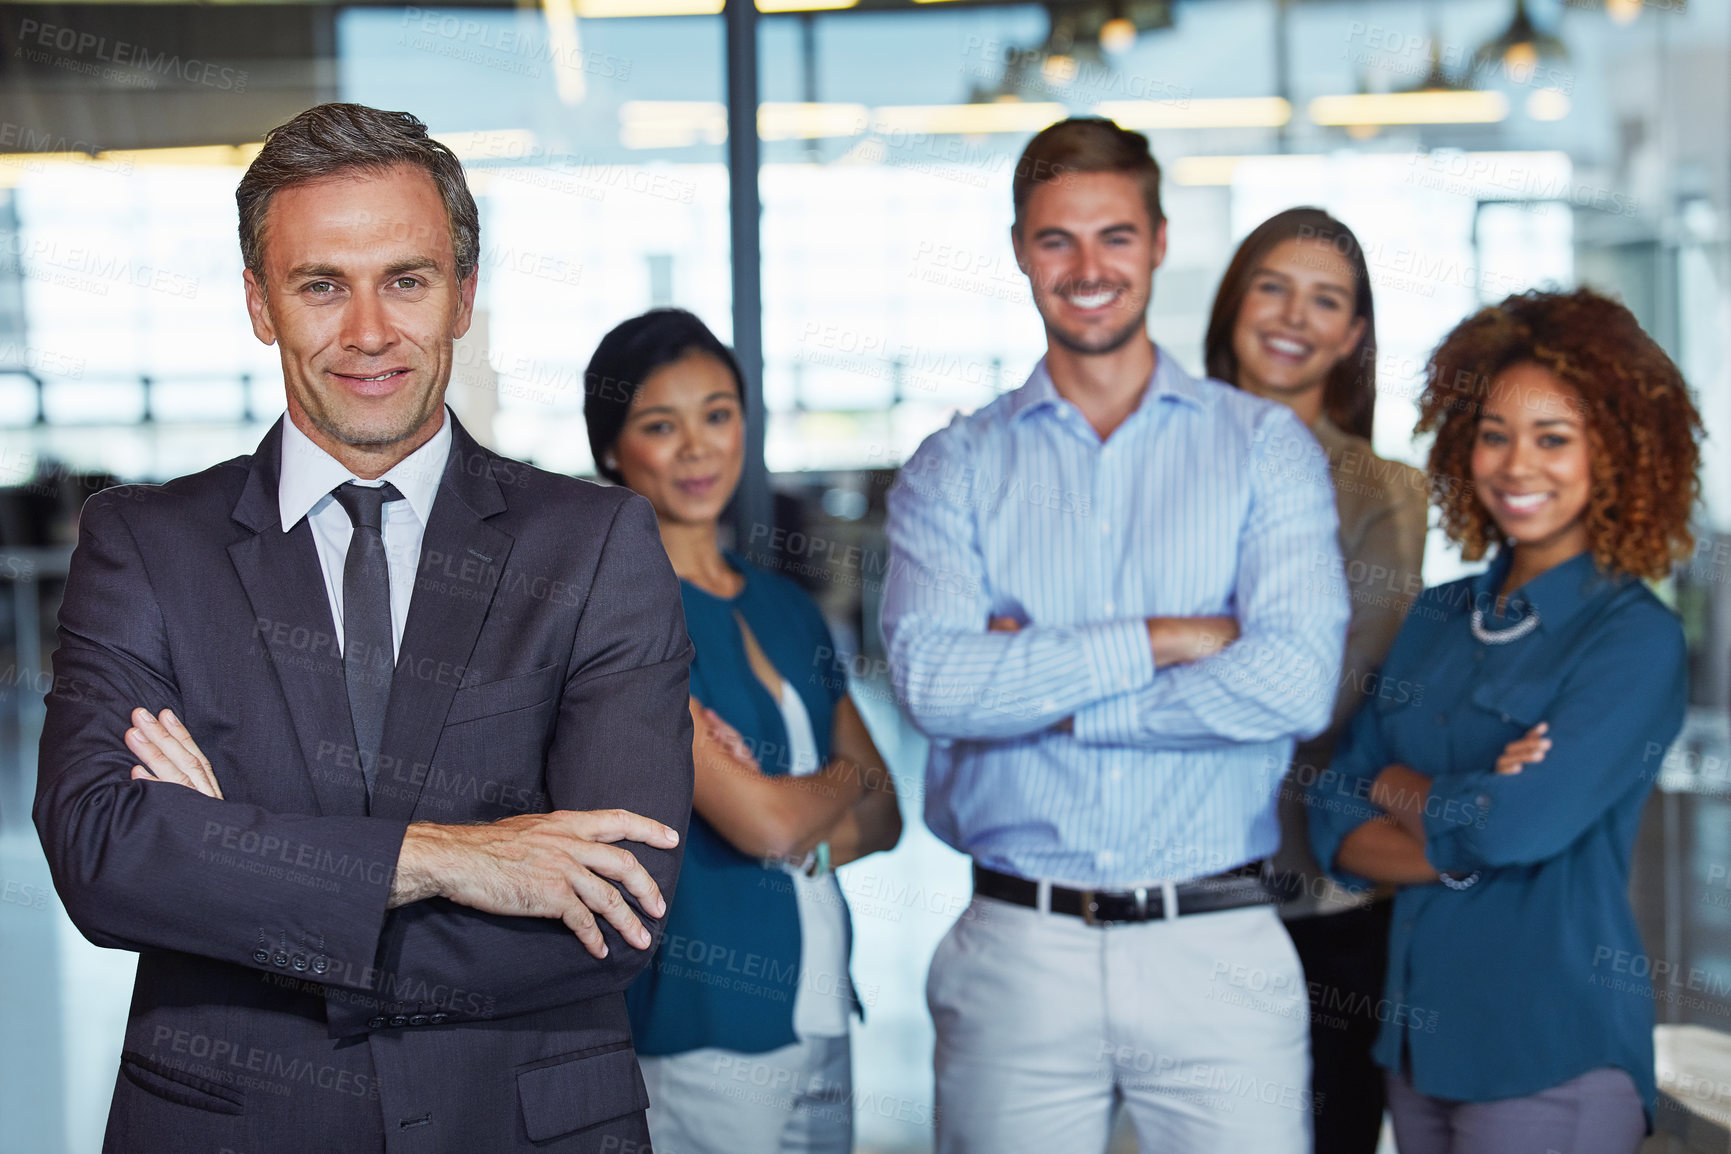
[3,0,1731,1150]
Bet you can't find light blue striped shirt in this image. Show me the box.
[882,351,1349,887]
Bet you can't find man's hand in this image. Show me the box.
[1147,616,1240,667]
[1495,723,1550,775]
[127,705,676,961]
[985,611,1242,729]
[392,811,680,960]
[126,707,224,799]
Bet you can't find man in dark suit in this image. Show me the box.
[32,102,694,1153]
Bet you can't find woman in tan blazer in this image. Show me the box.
[1205,206,1428,1154]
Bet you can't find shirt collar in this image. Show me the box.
[277,409,452,532]
[1470,548,1620,632]
[1007,346,1207,427]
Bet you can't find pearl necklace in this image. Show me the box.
[1470,606,1540,645]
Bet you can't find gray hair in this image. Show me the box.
[237,103,480,283]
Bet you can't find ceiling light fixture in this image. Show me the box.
[756,0,858,12]
[1309,90,1509,126]
[1473,0,1567,87]
[1099,17,1137,55]
[573,0,722,16]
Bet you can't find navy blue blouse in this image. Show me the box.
[1309,549,1685,1122]
[627,554,849,1056]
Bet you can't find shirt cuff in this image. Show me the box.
[1072,688,1141,745]
[1081,618,1156,696]
[1070,619,1157,744]
[1420,775,1496,874]
[1306,789,1384,892]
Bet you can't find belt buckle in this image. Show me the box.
[1081,887,1150,926]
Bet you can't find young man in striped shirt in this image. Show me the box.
[883,118,1348,1154]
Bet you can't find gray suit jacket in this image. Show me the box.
[34,416,693,1152]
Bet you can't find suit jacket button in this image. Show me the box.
[311,956,329,975]
[272,951,290,968]
[253,949,271,964]
[291,954,309,971]
[390,1015,409,1027]
[409,1014,429,1027]
[367,1016,387,1029]
[429,1013,447,1025]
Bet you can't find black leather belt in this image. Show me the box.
[972,862,1278,925]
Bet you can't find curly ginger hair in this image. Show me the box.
[1418,288,1702,581]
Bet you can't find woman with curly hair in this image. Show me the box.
[1309,287,1701,1153]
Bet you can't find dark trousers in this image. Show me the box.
[1284,900,1393,1154]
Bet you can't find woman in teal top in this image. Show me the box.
[583,308,902,1154]
[1310,288,1702,1154]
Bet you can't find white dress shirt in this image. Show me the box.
[277,411,452,657]
[776,677,851,1039]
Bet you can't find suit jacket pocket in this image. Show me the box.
[516,1042,649,1142]
[120,1050,246,1115]
[447,663,562,726]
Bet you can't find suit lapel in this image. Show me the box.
[227,421,370,817]
[369,420,515,821]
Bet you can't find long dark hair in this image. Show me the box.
[582,308,745,484]
[1203,207,1377,441]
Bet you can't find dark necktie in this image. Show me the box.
[331,481,403,795]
